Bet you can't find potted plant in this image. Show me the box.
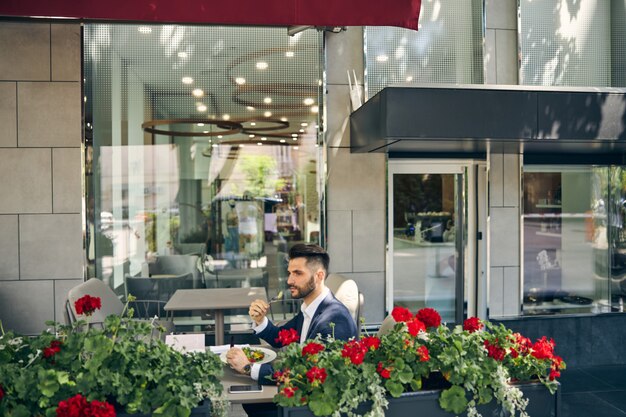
[272,307,565,417]
[0,295,228,417]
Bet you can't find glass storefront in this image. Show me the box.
[522,165,626,315]
[84,24,323,321]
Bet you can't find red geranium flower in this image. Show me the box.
[74,294,102,316]
[484,340,506,361]
[416,308,441,328]
[406,317,426,336]
[44,340,63,358]
[302,342,325,357]
[361,336,381,351]
[306,366,327,384]
[416,345,430,362]
[341,340,367,365]
[376,362,392,379]
[281,386,298,398]
[56,394,116,417]
[275,328,299,346]
[531,336,555,360]
[391,306,413,323]
[463,317,483,333]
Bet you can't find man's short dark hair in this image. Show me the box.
[288,243,330,275]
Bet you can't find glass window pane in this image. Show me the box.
[84,24,323,325]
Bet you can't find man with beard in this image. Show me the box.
[226,244,357,416]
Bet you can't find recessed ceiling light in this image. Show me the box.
[280,139,286,143]
[197,104,207,112]
[222,114,230,120]
[250,122,256,126]
[376,54,389,62]
[261,137,267,141]
[300,122,308,127]
[264,111,272,117]
[235,77,246,85]
[256,61,269,70]
[217,135,223,139]
[197,123,205,127]
[138,26,152,34]
[291,133,298,137]
[203,130,209,134]
[292,137,298,141]
[285,51,294,58]
[246,106,255,111]
[311,105,319,113]
[280,117,288,122]
[257,142,263,146]
[303,98,315,106]
[182,76,194,84]
[177,51,188,58]
[263,97,272,104]
[299,129,304,133]
[249,134,255,138]
[192,88,204,97]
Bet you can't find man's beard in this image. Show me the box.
[290,273,316,299]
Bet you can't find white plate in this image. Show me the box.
[220,346,277,365]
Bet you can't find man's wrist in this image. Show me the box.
[242,363,251,375]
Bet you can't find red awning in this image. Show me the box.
[0,0,421,30]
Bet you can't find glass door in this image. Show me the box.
[388,161,480,324]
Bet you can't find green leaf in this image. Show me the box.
[439,385,468,415]
[385,380,404,398]
[309,398,335,416]
[398,369,413,384]
[410,378,422,391]
[37,369,60,397]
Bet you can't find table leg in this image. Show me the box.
[214,310,224,345]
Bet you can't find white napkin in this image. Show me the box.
[209,344,250,354]
[165,333,206,353]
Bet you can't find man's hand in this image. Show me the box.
[226,347,251,374]
[249,299,269,326]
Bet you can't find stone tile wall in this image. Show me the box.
[0,21,83,335]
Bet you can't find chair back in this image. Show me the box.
[326,273,362,330]
[67,278,124,326]
[376,314,397,338]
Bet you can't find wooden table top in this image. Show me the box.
[164,287,267,311]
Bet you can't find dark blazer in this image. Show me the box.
[255,291,358,384]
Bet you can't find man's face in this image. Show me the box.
[286,257,318,299]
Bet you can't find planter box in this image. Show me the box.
[116,400,210,417]
[279,382,560,417]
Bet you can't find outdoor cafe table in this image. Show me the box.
[164,287,267,345]
[220,365,278,403]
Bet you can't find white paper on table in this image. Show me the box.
[165,333,206,353]
[209,344,250,354]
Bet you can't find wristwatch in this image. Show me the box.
[242,364,251,375]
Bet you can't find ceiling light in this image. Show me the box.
[197,104,207,112]
[138,26,152,34]
[292,137,298,141]
[246,106,255,111]
[257,142,263,146]
[291,133,298,137]
[192,88,204,97]
[301,122,308,127]
[264,111,272,117]
[299,129,304,133]
[303,98,315,106]
[406,76,413,82]
[177,51,188,58]
[280,139,286,143]
[203,130,209,134]
[217,135,223,139]
[182,76,194,84]
[222,114,230,120]
[376,54,389,62]
[256,61,269,70]
[249,134,255,138]
[239,144,245,147]
[212,144,218,148]
[261,137,267,141]
[280,117,288,122]
[250,122,256,126]
[197,123,205,126]
[235,77,246,85]
[285,51,294,58]
[263,97,272,104]
[311,105,319,113]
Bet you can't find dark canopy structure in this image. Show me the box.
[351,85,626,161]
